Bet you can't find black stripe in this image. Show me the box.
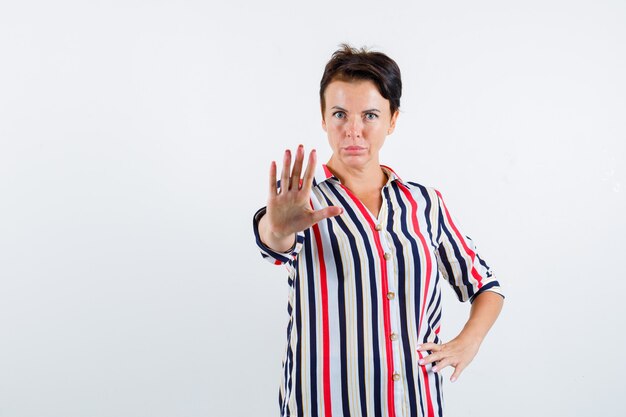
[437,194,476,300]
[318,186,368,416]
[416,369,426,417]
[326,184,382,417]
[436,245,464,300]
[439,226,474,300]
[476,252,491,270]
[433,372,444,417]
[390,183,423,336]
[294,258,304,417]
[423,291,442,343]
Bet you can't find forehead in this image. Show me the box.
[324,79,389,110]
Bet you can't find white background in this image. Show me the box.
[1,1,624,416]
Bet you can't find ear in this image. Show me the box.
[387,110,400,135]
[321,114,327,132]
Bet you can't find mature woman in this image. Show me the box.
[253,44,504,417]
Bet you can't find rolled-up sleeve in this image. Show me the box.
[434,190,504,303]
[253,206,305,266]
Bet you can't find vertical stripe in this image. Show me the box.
[326,185,383,416]
[312,218,333,417]
[416,350,435,417]
[294,258,304,417]
[339,184,396,417]
[384,187,418,416]
[326,219,352,417]
[397,183,433,336]
[318,187,369,417]
[303,229,319,417]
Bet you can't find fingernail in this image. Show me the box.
[416,344,422,350]
[432,367,438,372]
[451,377,457,383]
[418,359,425,365]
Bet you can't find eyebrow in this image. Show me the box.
[331,106,381,113]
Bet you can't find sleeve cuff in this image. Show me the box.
[469,281,505,304]
[252,207,304,265]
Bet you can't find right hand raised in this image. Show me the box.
[259,145,343,252]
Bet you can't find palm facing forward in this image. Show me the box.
[260,145,343,252]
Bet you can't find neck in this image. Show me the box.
[326,157,387,193]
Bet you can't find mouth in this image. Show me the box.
[344,146,367,152]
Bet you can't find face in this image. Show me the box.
[322,79,399,171]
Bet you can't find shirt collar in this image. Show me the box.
[313,163,405,188]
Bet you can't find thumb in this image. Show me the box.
[311,206,343,225]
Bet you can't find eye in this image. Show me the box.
[332,111,346,120]
[364,112,379,121]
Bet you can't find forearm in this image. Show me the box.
[458,291,504,345]
[258,212,296,253]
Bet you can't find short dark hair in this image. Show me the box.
[319,43,402,115]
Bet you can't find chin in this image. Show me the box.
[340,153,372,168]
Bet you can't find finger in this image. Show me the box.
[310,206,343,225]
[450,364,466,382]
[419,352,442,366]
[269,161,277,196]
[290,144,304,190]
[301,149,317,194]
[431,358,453,373]
[417,343,441,352]
[280,149,291,194]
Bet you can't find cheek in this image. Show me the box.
[327,123,343,137]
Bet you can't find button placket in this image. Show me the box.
[379,225,404,394]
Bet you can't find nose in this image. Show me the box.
[345,117,363,139]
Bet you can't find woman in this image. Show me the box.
[253,44,504,417]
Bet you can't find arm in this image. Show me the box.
[418,291,504,382]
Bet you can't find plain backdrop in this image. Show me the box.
[1,1,625,416]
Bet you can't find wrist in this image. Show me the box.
[259,212,296,253]
[457,326,485,347]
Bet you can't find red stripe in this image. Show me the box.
[397,183,435,416]
[417,351,435,417]
[311,201,332,417]
[435,190,483,289]
[397,183,433,336]
[322,164,333,179]
[339,185,396,417]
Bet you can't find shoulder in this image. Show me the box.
[404,180,441,202]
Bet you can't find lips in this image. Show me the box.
[344,146,366,151]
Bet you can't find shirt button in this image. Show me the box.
[375,223,383,231]
[392,373,401,381]
[387,292,395,300]
[384,252,392,260]
[390,333,398,341]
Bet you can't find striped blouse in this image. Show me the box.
[252,164,503,417]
